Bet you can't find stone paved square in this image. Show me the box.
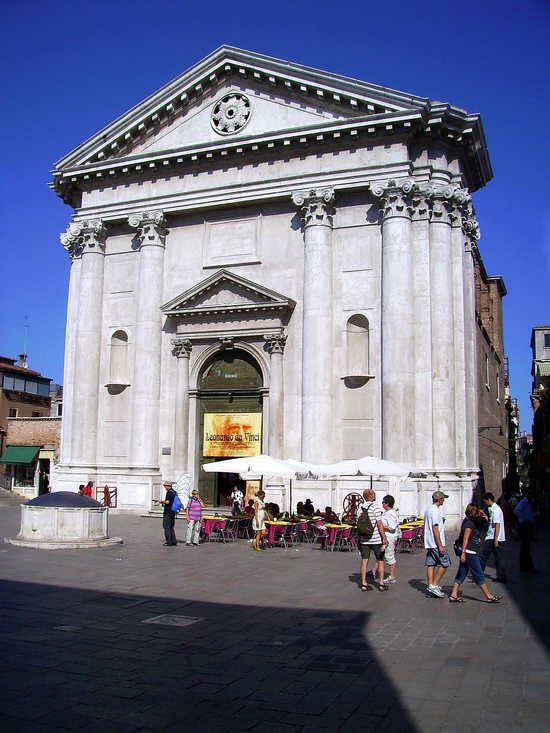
[1,508,549,732]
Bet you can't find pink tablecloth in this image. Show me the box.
[265,522,288,546]
[202,518,227,538]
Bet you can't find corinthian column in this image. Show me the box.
[291,188,335,463]
[60,220,107,465]
[172,339,192,474]
[371,179,416,463]
[429,186,456,467]
[128,211,167,468]
[264,333,287,458]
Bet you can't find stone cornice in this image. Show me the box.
[52,107,492,204]
[52,109,425,195]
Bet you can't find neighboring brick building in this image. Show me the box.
[1,417,61,499]
[473,249,510,499]
[0,355,52,459]
[530,325,550,517]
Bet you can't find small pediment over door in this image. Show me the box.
[161,269,295,335]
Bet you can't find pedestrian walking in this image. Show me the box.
[186,489,204,546]
[480,492,507,583]
[381,495,400,585]
[159,481,178,546]
[514,492,538,573]
[424,490,451,598]
[358,488,389,592]
[449,504,502,603]
[230,485,244,516]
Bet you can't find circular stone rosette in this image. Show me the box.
[211,93,252,135]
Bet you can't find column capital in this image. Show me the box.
[60,219,106,258]
[172,338,192,359]
[128,210,167,248]
[291,187,335,227]
[264,333,287,355]
[370,178,416,220]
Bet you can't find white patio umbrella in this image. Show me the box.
[202,454,297,478]
[202,455,299,511]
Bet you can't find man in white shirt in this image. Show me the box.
[230,485,244,516]
[480,492,507,583]
[424,490,451,598]
[381,495,400,584]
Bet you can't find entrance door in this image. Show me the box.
[197,350,263,507]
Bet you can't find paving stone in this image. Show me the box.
[1,509,549,733]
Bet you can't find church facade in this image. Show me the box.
[52,47,493,526]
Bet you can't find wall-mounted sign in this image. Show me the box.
[203,413,262,457]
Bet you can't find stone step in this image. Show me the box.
[142,506,233,519]
[0,488,25,506]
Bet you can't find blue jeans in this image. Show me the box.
[454,552,485,585]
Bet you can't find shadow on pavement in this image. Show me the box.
[0,578,418,733]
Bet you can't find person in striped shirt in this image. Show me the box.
[186,489,204,546]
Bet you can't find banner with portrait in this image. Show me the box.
[203,413,262,457]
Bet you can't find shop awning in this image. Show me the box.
[0,445,40,465]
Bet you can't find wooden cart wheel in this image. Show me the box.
[342,492,364,523]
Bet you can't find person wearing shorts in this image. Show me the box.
[381,495,399,584]
[358,488,389,592]
[424,490,451,598]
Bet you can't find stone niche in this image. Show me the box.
[4,492,123,550]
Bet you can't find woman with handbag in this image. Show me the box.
[449,504,502,604]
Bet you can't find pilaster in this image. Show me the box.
[264,333,287,458]
[172,338,192,475]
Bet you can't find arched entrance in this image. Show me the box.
[198,349,264,506]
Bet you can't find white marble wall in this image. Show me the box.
[57,136,479,517]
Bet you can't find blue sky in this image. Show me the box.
[1,0,548,430]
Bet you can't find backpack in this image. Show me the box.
[357,503,375,540]
[171,492,182,513]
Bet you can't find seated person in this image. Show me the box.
[303,499,315,516]
[296,501,306,516]
[321,506,339,523]
[243,499,255,517]
[281,511,290,521]
[270,502,280,520]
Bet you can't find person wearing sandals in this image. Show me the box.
[358,488,389,592]
[252,490,268,552]
[449,504,502,604]
[381,495,400,585]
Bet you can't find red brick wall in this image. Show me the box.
[6,418,61,454]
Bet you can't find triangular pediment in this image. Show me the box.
[123,77,353,158]
[55,46,427,170]
[161,269,295,317]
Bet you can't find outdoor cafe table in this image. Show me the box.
[265,520,290,546]
[201,516,227,538]
[323,523,353,549]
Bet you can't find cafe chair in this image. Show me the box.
[219,518,239,543]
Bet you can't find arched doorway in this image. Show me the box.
[198,349,264,507]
